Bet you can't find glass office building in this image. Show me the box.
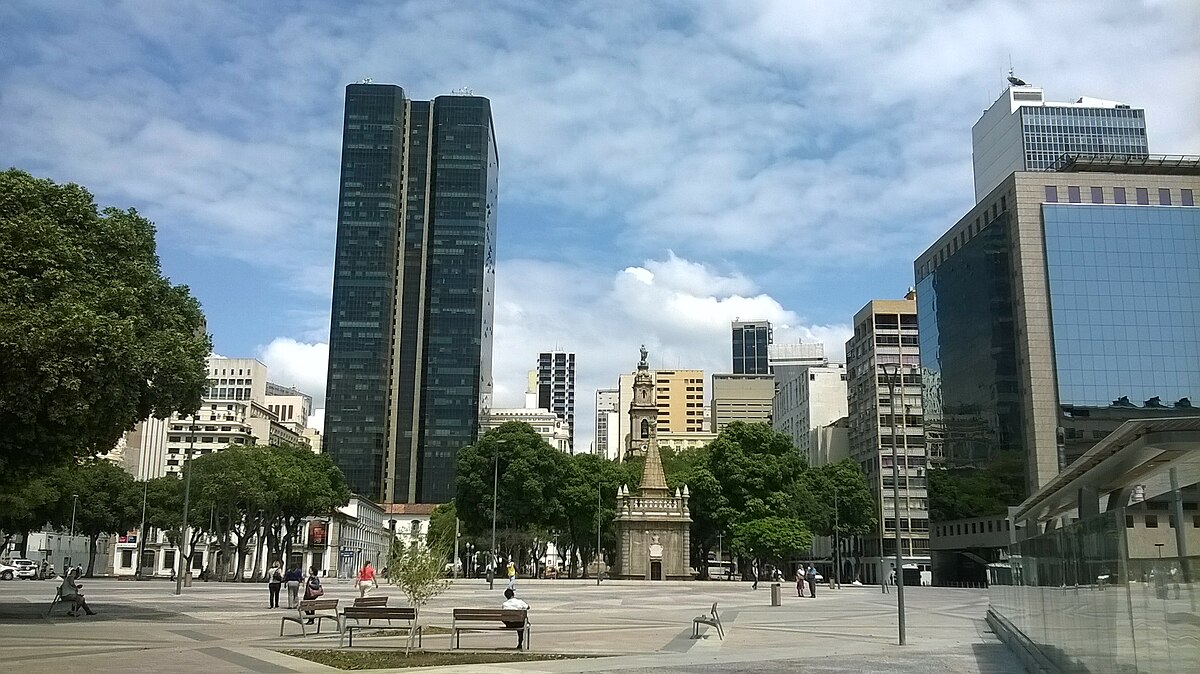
[732,320,772,375]
[325,84,497,504]
[916,162,1200,584]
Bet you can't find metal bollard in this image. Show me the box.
[771,582,782,606]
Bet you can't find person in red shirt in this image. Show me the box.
[357,561,378,598]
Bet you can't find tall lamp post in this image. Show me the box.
[490,440,501,590]
[136,479,148,579]
[833,485,841,588]
[881,362,907,646]
[596,479,603,585]
[175,416,197,596]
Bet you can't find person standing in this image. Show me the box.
[303,567,324,624]
[284,564,303,609]
[506,559,517,591]
[806,563,818,598]
[357,561,378,598]
[267,561,283,609]
[501,588,530,649]
[796,568,807,597]
[751,562,760,590]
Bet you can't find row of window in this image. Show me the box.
[935,519,1011,537]
[1046,185,1195,206]
[1127,514,1200,529]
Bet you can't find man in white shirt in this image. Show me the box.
[501,588,529,649]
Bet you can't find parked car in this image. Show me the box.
[9,559,38,579]
[0,562,16,580]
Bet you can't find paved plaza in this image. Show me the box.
[0,577,1023,673]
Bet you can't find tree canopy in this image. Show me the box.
[0,169,211,480]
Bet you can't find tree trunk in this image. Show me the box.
[16,530,30,558]
[86,533,99,577]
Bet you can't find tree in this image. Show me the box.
[730,516,813,567]
[0,169,211,481]
[426,502,458,560]
[50,459,140,576]
[663,445,725,577]
[385,535,451,654]
[557,452,627,578]
[455,422,567,565]
[801,459,877,581]
[0,475,60,557]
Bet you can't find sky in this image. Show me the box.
[2,0,1198,448]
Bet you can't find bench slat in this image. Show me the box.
[342,607,416,619]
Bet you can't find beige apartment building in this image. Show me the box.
[617,368,706,458]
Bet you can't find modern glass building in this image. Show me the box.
[972,84,1147,200]
[325,83,497,504]
[916,158,1200,583]
[732,320,772,375]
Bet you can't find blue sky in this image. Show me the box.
[2,1,1197,444]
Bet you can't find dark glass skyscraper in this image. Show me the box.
[325,84,497,504]
[732,320,772,374]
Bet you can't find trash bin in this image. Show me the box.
[771,582,782,606]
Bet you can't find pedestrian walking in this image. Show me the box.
[267,561,283,608]
[751,562,760,590]
[506,559,517,590]
[357,561,378,598]
[806,563,818,598]
[284,564,303,609]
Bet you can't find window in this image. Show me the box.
[1044,186,1058,202]
[1159,188,1172,206]
[1126,515,1134,528]
[163,550,176,570]
[1136,187,1149,205]
[1114,187,1127,204]
[1145,514,1159,528]
[1067,186,1081,203]
[1184,189,1195,207]
[1090,187,1104,204]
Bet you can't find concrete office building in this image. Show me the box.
[323,83,498,504]
[537,351,576,452]
[711,373,775,432]
[917,156,1200,583]
[732,320,772,374]
[846,294,930,585]
[595,388,620,460]
[972,80,1147,200]
[772,341,848,463]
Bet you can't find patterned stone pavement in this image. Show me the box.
[0,577,1023,673]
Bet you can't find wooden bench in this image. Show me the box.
[692,602,723,639]
[451,608,530,650]
[339,606,420,647]
[280,598,339,637]
[351,595,391,623]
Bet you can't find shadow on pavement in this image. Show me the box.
[0,600,193,624]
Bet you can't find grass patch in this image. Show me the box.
[279,649,595,670]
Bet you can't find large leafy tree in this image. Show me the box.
[730,516,813,567]
[557,452,627,578]
[50,459,140,576]
[0,475,60,558]
[0,169,211,480]
[455,422,567,565]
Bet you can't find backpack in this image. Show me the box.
[271,569,283,583]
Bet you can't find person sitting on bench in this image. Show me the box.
[501,588,529,649]
[61,568,96,616]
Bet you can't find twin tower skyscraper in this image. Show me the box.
[324,84,498,504]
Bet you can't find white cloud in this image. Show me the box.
[257,338,329,407]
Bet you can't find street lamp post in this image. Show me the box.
[881,362,907,646]
[490,440,501,590]
[833,485,841,588]
[136,480,148,579]
[175,416,197,596]
[596,480,603,585]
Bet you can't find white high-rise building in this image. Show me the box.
[972,78,1147,200]
[537,351,576,452]
[772,341,848,464]
[595,388,620,461]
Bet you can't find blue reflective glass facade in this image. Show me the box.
[732,321,771,374]
[1043,205,1200,409]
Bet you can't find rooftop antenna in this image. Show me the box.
[1006,56,1027,87]
[357,77,373,84]
[451,86,474,96]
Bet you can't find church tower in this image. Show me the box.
[626,344,658,459]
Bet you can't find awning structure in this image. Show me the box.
[1049,153,1200,175]
[1013,417,1200,527]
